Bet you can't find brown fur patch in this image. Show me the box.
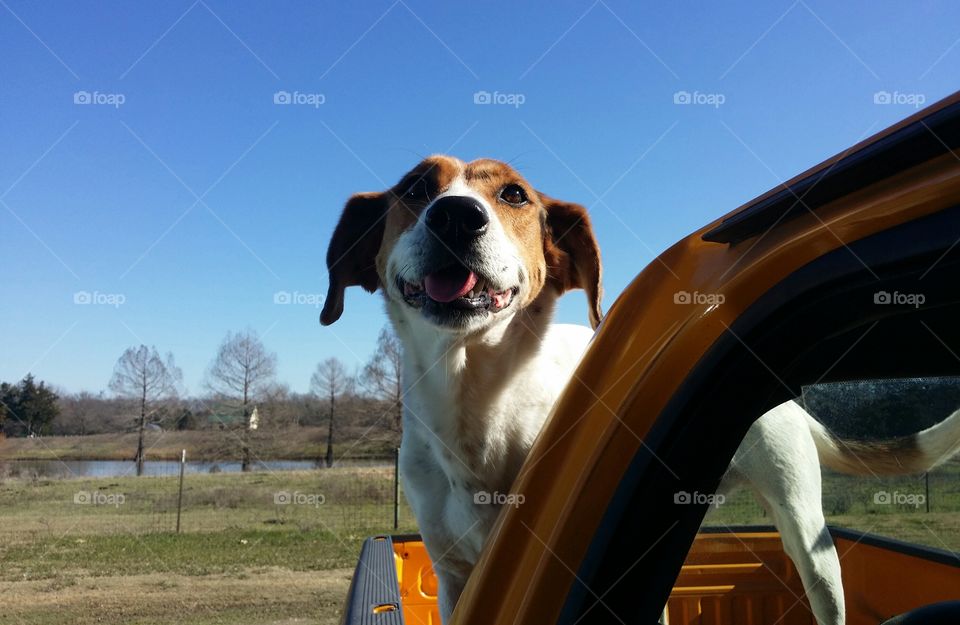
[541,195,603,328]
[320,192,389,325]
[825,435,924,475]
[462,159,548,307]
[375,155,462,280]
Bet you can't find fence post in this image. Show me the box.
[176,449,186,533]
[393,447,400,530]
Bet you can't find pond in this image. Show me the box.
[0,458,388,479]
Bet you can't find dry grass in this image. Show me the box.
[2,460,956,624]
[0,469,415,625]
[0,427,399,462]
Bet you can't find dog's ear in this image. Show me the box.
[320,192,389,326]
[541,194,603,329]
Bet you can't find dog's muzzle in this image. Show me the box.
[398,196,518,320]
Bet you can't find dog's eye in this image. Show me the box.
[499,184,528,206]
[401,177,430,202]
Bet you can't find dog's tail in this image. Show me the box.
[802,405,960,476]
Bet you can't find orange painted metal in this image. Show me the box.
[669,533,815,625]
[394,529,960,625]
[395,533,818,625]
[836,536,960,625]
[394,538,442,625]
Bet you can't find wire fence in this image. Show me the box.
[2,454,958,550]
[0,450,415,544]
[703,457,960,549]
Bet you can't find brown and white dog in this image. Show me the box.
[321,155,960,625]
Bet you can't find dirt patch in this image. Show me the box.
[0,567,353,625]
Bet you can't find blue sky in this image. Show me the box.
[2,0,958,394]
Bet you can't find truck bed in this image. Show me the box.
[341,527,960,625]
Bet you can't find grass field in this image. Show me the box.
[0,468,417,625]
[0,428,399,462]
[1,461,957,624]
[704,460,960,551]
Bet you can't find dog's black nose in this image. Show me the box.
[426,196,489,240]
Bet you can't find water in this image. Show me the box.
[0,458,385,479]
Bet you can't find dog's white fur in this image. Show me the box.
[322,157,960,625]
[397,320,594,616]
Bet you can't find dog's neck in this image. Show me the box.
[387,291,559,481]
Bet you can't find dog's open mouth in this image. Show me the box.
[398,264,518,314]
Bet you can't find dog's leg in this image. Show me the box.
[768,503,844,625]
[436,568,468,624]
[735,404,845,625]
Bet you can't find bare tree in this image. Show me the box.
[109,346,182,475]
[56,390,102,436]
[205,329,277,471]
[311,357,347,467]
[361,326,403,431]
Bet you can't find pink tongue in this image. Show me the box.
[424,269,478,303]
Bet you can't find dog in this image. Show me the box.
[320,155,960,625]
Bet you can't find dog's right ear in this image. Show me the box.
[320,192,388,326]
[541,195,603,329]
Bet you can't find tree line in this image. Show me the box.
[0,325,403,474]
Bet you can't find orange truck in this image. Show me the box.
[342,92,960,624]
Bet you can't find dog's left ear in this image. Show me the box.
[320,192,388,326]
[541,194,603,329]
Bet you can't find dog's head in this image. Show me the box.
[320,155,602,333]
